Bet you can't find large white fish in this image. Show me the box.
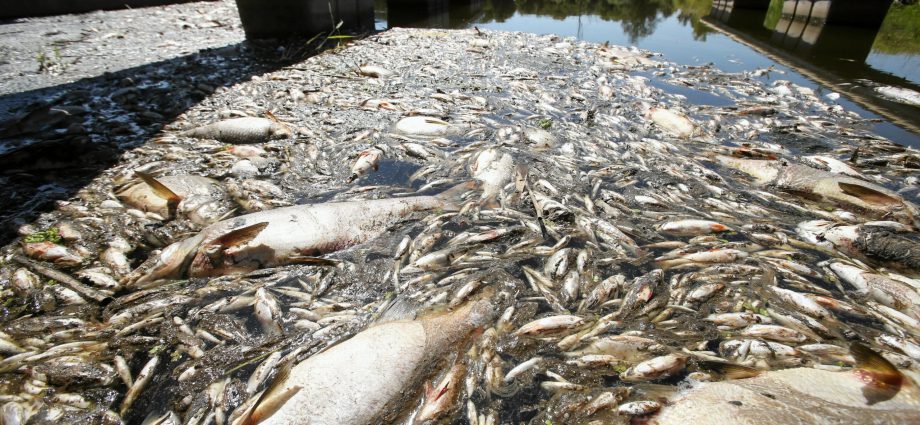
[654,344,920,424]
[649,107,696,139]
[246,296,496,425]
[714,155,918,224]
[469,148,514,207]
[128,182,476,285]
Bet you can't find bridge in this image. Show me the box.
[703,0,920,136]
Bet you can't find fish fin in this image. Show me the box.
[424,117,449,125]
[249,360,301,424]
[264,111,280,123]
[287,256,340,267]
[373,162,379,171]
[697,360,763,380]
[630,383,680,401]
[434,380,451,401]
[135,171,181,218]
[210,222,269,249]
[435,181,479,211]
[851,342,903,405]
[838,182,902,206]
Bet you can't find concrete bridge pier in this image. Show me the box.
[385,0,485,29]
[235,0,374,38]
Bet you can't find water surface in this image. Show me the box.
[377,0,920,147]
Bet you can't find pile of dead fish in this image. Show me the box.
[1,28,920,425]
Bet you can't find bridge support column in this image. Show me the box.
[235,0,374,39]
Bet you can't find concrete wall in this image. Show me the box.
[235,0,374,38]
[0,0,212,20]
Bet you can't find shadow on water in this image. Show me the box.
[0,38,345,248]
[379,0,920,146]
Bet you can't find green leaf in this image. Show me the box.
[23,227,62,244]
[326,35,355,40]
[538,118,553,129]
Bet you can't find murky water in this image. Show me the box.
[376,0,920,147]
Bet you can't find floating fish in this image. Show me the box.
[245,296,495,425]
[181,117,292,144]
[116,172,230,224]
[128,182,476,284]
[654,344,920,424]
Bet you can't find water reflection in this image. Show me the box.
[377,0,920,146]
[383,0,716,42]
[706,0,920,135]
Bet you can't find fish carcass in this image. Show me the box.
[116,172,230,224]
[245,296,496,425]
[654,344,920,424]
[128,182,476,284]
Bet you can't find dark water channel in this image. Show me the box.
[376,0,920,148]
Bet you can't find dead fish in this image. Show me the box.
[522,127,557,150]
[358,65,395,78]
[620,353,688,382]
[116,172,229,224]
[619,400,661,416]
[740,324,807,343]
[660,219,730,237]
[21,241,83,266]
[348,147,384,182]
[704,312,772,329]
[395,116,454,138]
[245,296,496,425]
[649,107,696,139]
[181,117,291,144]
[414,360,467,424]
[617,269,666,318]
[875,86,920,107]
[655,343,920,424]
[129,182,476,284]
[567,335,666,362]
[470,149,514,207]
[714,155,917,223]
[831,263,920,316]
[514,315,585,337]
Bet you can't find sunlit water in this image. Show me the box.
[376,0,920,147]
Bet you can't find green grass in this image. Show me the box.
[873,2,920,55]
[23,227,61,244]
[763,0,783,30]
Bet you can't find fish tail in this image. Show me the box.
[851,341,905,405]
[436,180,479,211]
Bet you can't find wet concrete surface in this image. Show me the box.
[0,0,244,115]
[0,0,329,246]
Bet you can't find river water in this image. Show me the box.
[376,0,920,148]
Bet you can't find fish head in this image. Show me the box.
[180,195,227,226]
[186,222,271,278]
[269,123,293,140]
[713,155,779,184]
[131,235,204,286]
